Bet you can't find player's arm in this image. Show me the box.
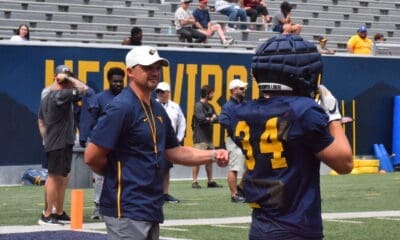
[84,142,110,176]
[316,121,353,174]
[316,85,353,174]
[165,146,228,168]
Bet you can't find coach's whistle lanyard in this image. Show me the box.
[139,99,158,157]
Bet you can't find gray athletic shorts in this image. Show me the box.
[104,216,160,240]
[226,137,245,172]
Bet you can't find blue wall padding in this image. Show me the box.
[379,144,394,172]
[392,96,400,166]
[374,144,382,164]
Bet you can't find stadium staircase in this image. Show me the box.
[0,0,399,51]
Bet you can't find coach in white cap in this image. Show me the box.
[219,78,248,203]
[84,46,229,240]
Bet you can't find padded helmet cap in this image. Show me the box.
[251,34,322,98]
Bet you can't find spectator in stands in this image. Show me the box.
[347,26,373,55]
[316,36,335,55]
[10,24,30,41]
[374,33,385,43]
[174,0,207,44]
[215,0,248,31]
[193,0,234,45]
[271,1,301,35]
[241,0,271,30]
[121,27,143,46]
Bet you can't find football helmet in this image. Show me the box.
[251,34,322,98]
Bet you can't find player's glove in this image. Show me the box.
[318,84,342,122]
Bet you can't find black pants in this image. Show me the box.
[246,5,269,22]
[177,27,206,43]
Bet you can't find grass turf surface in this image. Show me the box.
[1,173,400,239]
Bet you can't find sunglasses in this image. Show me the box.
[239,87,245,91]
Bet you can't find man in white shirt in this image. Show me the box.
[156,82,187,203]
[174,0,207,44]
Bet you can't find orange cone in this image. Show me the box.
[70,189,84,230]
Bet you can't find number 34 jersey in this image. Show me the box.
[231,96,334,233]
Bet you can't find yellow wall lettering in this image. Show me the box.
[78,61,99,83]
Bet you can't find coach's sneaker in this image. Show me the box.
[231,194,245,203]
[91,203,102,220]
[192,182,201,189]
[164,194,180,203]
[207,181,223,188]
[56,211,71,224]
[236,185,245,197]
[38,213,63,226]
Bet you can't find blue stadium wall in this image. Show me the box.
[1,42,400,166]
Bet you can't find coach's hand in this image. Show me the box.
[318,84,342,122]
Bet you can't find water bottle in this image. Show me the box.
[168,26,172,35]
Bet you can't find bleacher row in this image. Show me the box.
[0,0,399,51]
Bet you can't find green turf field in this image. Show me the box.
[1,173,399,239]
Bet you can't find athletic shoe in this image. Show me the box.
[236,185,245,197]
[223,39,234,46]
[192,182,201,189]
[231,194,245,203]
[207,181,223,188]
[91,204,102,220]
[164,194,180,203]
[38,213,63,226]
[56,211,71,224]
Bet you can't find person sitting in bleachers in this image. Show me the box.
[121,27,142,46]
[10,24,30,41]
[240,0,271,31]
[193,0,234,45]
[174,0,207,45]
[347,26,373,55]
[316,36,335,55]
[271,1,301,35]
[215,0,248,31]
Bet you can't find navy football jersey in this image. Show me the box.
[230,96,333,238]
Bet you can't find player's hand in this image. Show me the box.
[318,85,342,122]
[214,149,229,167]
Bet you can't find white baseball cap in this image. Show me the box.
[229,79,248,90]
[125,46,169,68]
[156,82,171,92]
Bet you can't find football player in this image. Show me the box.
[228,34,353,239]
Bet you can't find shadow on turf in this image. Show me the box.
[0,230,107,240]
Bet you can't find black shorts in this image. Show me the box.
[45,145,73,177]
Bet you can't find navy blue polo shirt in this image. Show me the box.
[90,86,179,223]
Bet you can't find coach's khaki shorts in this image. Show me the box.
[225,137,245,172]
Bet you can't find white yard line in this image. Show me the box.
[1,210,400,234]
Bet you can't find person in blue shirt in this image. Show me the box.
[219,79,248,203]
[225,35,353,239]
[84,46,229,240]
[193,0,234,45]
[79,67,125,220]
